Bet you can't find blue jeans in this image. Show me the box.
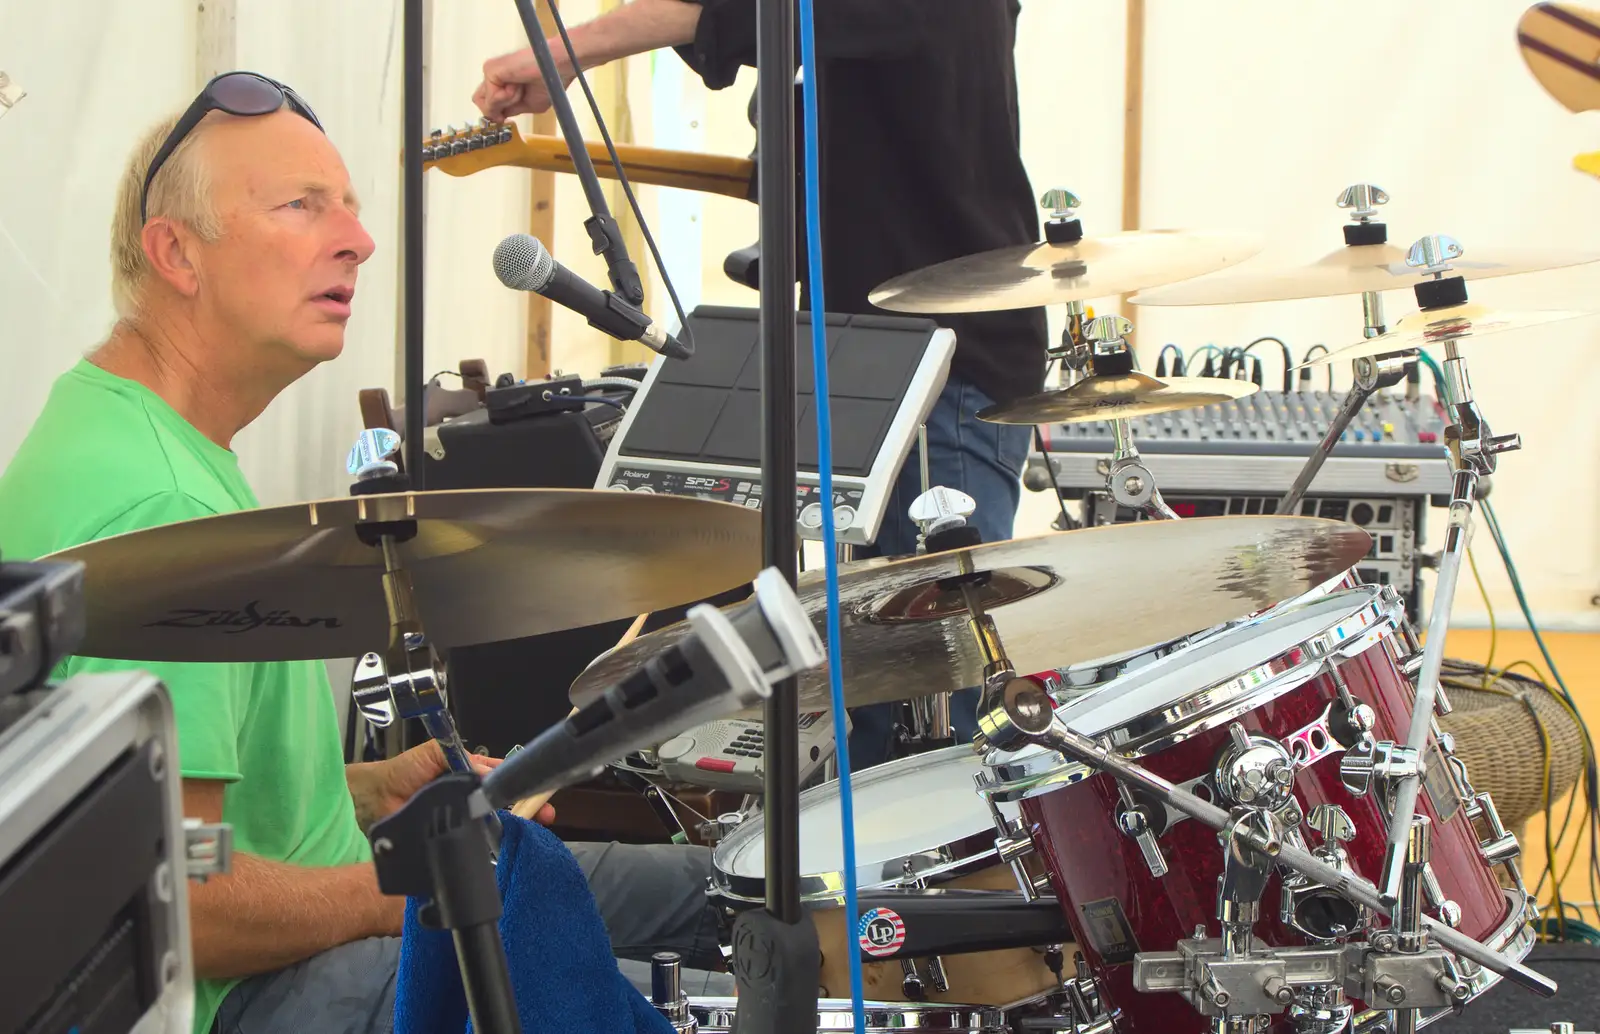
[848,373,1032,768]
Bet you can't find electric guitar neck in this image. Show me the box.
[1518,3,1600,176]
[419,120,756,202]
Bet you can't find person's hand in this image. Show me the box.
[474,43,578,121]
[347,742,555,828]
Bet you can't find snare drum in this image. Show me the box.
[687,997,1004,1032]
[710,745,1067,1007]
[982,584,1533,1034]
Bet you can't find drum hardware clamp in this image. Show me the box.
[985,676,1558,1000]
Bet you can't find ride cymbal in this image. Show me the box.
[1131,241,1600,306]
[48,488,761,662]
[1295,302,1593,367]
[867,230,1262,314]
[570,516,1372,714]
[977,372,1259,425]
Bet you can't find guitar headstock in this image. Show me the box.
[419,119,523,175]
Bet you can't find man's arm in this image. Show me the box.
[184,780,402,980]
[476,0,930,119]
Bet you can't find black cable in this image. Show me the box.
[1299,344,1332,393]
[1156,344,1183,379]
[541,392,626,412]
[548,3,695,355]
[1243,336,1292,393]
[429,369,462,383]
[1032,426,1079,531]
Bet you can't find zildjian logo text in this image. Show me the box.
[145,601,343,634]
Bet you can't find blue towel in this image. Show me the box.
[393,812,675,1034]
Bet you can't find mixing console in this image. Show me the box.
[1041,389,1448,458]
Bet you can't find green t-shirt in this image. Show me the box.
[0,360,370,1034]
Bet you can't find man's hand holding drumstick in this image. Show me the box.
[508,612,652,824]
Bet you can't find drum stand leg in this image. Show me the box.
[1277,354,1408,517]
[1375,340,1520,906]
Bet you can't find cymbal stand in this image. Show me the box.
[1082,314,1179,521]
[908,487,980,745]
[984,679,1558,1002]
[1375,235,1522,907]
[346,431,501,848]
[1277,353,1408,516]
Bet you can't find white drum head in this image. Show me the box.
[712,744,1016,903]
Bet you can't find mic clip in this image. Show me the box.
[586,213,644,307]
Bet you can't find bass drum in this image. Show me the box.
[709,745,1067,1007]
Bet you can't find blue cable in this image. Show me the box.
[797,3,865,1030]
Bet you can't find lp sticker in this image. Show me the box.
[855,907,907,957]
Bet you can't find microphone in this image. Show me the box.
[481,568,824,810]
[493,233,691,360]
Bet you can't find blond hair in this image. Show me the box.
[109,112,223,318]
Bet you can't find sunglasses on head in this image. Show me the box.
[140,71,324,223]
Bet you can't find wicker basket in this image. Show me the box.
[1438,672,1586,831]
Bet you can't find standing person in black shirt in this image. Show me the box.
[474,0,1050,767]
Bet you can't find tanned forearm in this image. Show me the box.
[564,0,704,70]
[188,853,403,979]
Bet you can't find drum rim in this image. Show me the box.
[709,744,1007,906]
[981,585,1406,800]
[687,997,1004,1032]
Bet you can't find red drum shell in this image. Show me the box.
[1017,601,1507,1033]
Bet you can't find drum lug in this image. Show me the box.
[975,771,1040,901]
[1115,785,1170,878]
[899,957,928,1000]
[1338,739,1419,798]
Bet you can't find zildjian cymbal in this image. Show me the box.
[1130,241,1600,306]
[1294,302,1593,367]
[976,372,1259,425]
[46,488,762,662]
[570,516,1373,714]
[867,230,1263,314]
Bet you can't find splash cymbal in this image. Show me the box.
[977,372,1259,425]
[47,488,761,662]
[1130,241,1600,306]
[570,516,1373,714]
[1294,302,1593,367]
[867,230,1263,314]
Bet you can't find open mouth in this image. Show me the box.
[317,286,354,305]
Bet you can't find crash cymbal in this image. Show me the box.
[48,488,761,663]
[867,230,1263,314]
[977,372,1259,425]
[1131,241,1600,306]
[570,515,1372,714]
[1295,302,1593,367]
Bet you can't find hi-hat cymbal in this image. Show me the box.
[570,516,1372,715]
[1130,241,1600,306]
[47,488,761,662]
[1295,302,1593,367]
[977,372,1259,425]
[867,230,1263,314]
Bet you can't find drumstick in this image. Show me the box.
[509,613,650,822]
[615,611,650,649]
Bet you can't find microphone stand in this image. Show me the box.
[403,0,426,487]
[509,0,643,306]
[731,0,818,1031]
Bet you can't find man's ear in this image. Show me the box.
[139,218,202,299]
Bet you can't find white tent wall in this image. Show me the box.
[1,0,1596,631]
